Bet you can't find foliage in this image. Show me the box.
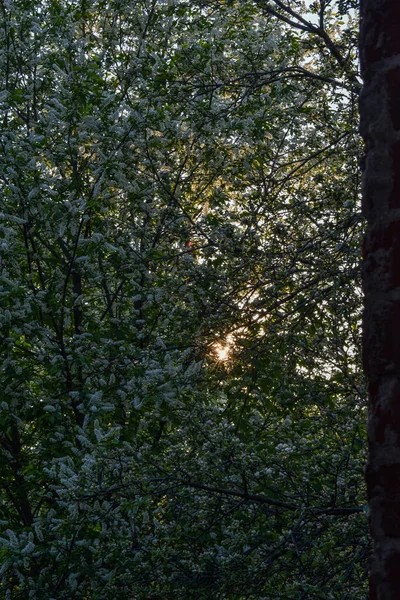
[0,1,366,598]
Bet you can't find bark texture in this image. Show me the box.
[360,1,400,598]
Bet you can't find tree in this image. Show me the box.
[360,0,400,598]
[0,1,366,598]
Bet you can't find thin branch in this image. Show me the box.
[72,478,365,516]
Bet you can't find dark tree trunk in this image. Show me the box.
[360,1,400,598]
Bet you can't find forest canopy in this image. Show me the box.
[0,1,366,598]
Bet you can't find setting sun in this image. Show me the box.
[214,343,230,361]
[212,334,235,362]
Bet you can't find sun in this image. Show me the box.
[214,343,230,362]
[212,334,234,362]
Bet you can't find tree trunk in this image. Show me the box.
[360,1,400,598]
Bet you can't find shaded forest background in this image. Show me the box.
[0,0,366,598]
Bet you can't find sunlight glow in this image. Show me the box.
[214,343,231,362]
[212,334,235,362]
